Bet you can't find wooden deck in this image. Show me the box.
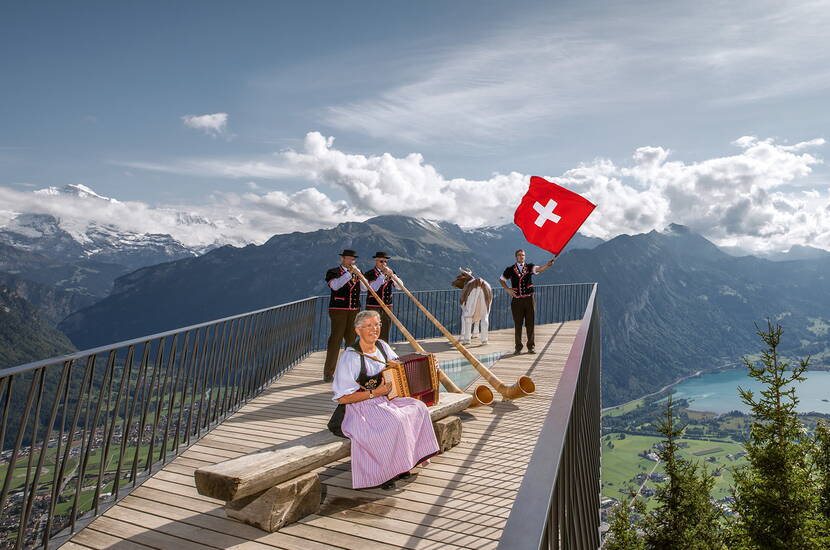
[64,321,580,550]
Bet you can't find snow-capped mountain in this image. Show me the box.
[0,185,208,301]
[2,184,207,266]
[0,212,197,270]
[34,183,117,202]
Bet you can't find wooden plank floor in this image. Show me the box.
[65,321,579,550]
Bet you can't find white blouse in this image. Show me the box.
[331,340,399,401]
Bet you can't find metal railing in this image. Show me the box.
[306,282,594,349]
[0,298,317,549]
[497,283,601,550]
[0,282,596,549]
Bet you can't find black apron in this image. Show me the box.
[327,343,389,438]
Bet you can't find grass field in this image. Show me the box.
[602,433,747,508]
[603,397,646,418]
[1,441,161,489]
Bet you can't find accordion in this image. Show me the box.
[381,353,440,406]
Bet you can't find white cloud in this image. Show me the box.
[181,113,229,136]
[8,133,830,254]
[558,136,828,253]
[0,183,361,248]
[120,131,530,227]
[323,34,621,144]
[313,1,830,144]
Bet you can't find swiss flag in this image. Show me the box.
[513,176,596,255]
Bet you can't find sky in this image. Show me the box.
[1,0,830,253]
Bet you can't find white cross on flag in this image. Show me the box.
[513,176,596,255]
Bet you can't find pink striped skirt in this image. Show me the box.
[342,396,439,489]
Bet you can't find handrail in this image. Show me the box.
[1,296,318,377]
[497,283,601,549]
[3,284,593,377]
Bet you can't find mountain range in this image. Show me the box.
[56,217,830,406]
[545,224,830,404]
[0,212,197,299]
[0,187,205,368]
[58,215,601,348]
[3,210,829,408]
[0,286,76,368]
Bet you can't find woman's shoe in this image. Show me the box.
[397,472,412,480]
[380,480,396,490]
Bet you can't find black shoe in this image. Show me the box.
[323,376,333,383]
[397,472,412,480]
[514,349,523,355]
[380,480,396,490]
[528,348,536,354]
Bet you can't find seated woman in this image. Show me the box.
[331,309,439,490]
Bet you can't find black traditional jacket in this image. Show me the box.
[502,263,536,298]
[325,266,361,310]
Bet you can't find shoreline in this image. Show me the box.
[602,363,741,414]
[604,363,830,416]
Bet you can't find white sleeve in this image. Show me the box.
[499,275,509,282]
[378,340,399,361]
[369,272,386,291]
[532,265,542,274]
[331,349,361,401]
[328,270,352,291]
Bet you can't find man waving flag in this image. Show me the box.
[513,176,597,256]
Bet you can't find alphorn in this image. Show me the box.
[350,268,494,407]
[389,273,535,401]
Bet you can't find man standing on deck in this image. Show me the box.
[323,249,362,382]
[499,249,555,355]
[363,251,398,342]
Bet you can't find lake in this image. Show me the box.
[671,368,830,414]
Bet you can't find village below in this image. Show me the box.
[600,390,830,526]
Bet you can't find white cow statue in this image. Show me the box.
[452,268,493,346]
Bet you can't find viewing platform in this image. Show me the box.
[1,283,600,549]
[65,323,577,550]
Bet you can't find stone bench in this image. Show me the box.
[194,392,471,531]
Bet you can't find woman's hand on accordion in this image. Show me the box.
[375,380,393,397]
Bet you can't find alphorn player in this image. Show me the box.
[363,251,399,342]
[323,249,362,382]
[499,249,555,355]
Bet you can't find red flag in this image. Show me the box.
[513,176,596,255]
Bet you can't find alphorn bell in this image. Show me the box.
[389,273,536,401]
[350,267,494,407]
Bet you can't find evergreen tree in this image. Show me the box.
[606,492,645,550]
[729,321,822,549]
[643,397,724,549]
[814,420,830,539]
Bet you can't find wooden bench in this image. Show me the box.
[194,392,472,531]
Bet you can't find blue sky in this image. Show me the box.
[2,0,829,252]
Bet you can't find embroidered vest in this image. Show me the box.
[364,267,395,307]
[325,266,361,309]
[503,263,536,297]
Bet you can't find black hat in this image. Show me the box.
[372,251,391,259]
[339,249,358,257]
